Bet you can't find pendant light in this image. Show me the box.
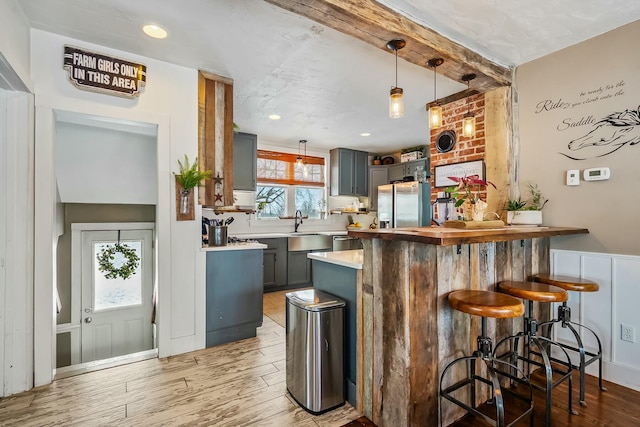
[427,58,444,129]
[461,73,477,138]
[296,140,304,169]
[300,139,309,177]
[387,38,406,119]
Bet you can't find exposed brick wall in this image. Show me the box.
[430,93,486,203]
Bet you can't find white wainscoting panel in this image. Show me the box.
[551,249,640,392]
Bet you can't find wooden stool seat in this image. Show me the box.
[533,274,599,292]
[497,281,568,303]
[448,290,524,319]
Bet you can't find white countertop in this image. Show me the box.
[307,249,363,270]
[231,230,348,239]
[201,242,267,252]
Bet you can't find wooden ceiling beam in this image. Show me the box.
[263,0,512,93]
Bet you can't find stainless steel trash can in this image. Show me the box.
[286,289,345,414]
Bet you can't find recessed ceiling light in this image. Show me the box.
[269,114,281,120]
[143,24,167,39]
[360,132,371,137]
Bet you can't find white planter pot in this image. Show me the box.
[507,210,543,226]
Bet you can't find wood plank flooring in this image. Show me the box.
[0,290,361,426]
[449,367,640,426]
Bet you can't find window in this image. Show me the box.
[93,241,142,311]
[256,150,325,219]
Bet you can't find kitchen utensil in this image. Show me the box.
[224,217,234,226]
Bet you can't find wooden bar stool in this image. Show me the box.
[532,274,607,406]
[494,281,577,426]
[439,290,534,427]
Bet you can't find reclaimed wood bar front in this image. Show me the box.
[348,226,588,426]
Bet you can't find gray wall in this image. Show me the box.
[515,20,640,256]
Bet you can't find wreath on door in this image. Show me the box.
[97,242,140,280]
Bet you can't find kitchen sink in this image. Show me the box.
[288,234,332,252]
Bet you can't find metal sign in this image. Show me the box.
[63,45,147,98]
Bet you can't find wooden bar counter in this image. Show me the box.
[347,226,588,426]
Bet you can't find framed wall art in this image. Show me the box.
[433,160,485,188]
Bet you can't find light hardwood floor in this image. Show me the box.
[0,290,361,426]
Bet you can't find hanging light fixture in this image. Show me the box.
[296,140,305,169]
[301,140,309,178]
[387,38,406,119]
[461,73,477,138]
[427,58,444,129]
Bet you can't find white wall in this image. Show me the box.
[0,0,32,90]
[31,29,204,386]
[551,249,640,392]
[55,121,157,204]
[515,20,640,256]
[0,88,35,397]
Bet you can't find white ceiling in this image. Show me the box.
[17,0,640,153]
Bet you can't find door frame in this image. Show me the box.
[68,222,155,365]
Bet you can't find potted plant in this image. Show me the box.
[174,155,212,214]
[506,182,548,225]
[445,174,496,221]
[373,155,382,165]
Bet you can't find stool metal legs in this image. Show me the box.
[539,302,607,406]
[439,317,534,427]
[494,299,577,427]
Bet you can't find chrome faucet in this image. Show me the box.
[294,210,303,232]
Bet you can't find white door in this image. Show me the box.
[81,229,153,363]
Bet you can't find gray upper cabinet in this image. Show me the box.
[388,158,430,183]
[330,148,369,196]
[233,132,257,191]
[368,166,389,211]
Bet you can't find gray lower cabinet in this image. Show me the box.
[233,132,257,191]
[205,249,263,347]
[311,259,358,406]
[287,251,312,286]
[259,238,287,290]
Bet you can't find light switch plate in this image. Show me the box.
[566,169,580,186]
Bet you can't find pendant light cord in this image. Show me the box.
[433,65,437,104]
[394,48,398,89]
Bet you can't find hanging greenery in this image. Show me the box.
[97,243,140,280]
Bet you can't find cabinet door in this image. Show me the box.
[368,166,389,211]
[258,238,287,288]
[287,251,312,286]
[388,163,405,182]
[263,249,278,288]
[233,132,257,191]
[206,250,263,333]
[338,149,355,195]
[405,158,428,181]
[354,150,369,196]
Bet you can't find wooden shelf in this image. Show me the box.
[212,208,255,215]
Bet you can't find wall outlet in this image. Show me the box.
[621,324,636,343]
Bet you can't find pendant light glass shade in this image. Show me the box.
[387,39,406,119]
[429,105,443,129]
[461,73,477,138]
[427,58,444,129]
[462,114,475,137]
[296,140,306,169]
[389,87,404,118]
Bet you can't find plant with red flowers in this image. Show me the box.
[445,174,496,207]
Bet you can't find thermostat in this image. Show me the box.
[583,167,610,181]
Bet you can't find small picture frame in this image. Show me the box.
[434,160,485,188]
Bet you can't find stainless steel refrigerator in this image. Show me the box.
[378,181,431,228]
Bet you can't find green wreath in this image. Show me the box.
[97,243,140,280]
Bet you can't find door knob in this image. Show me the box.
[84,317,92,323]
